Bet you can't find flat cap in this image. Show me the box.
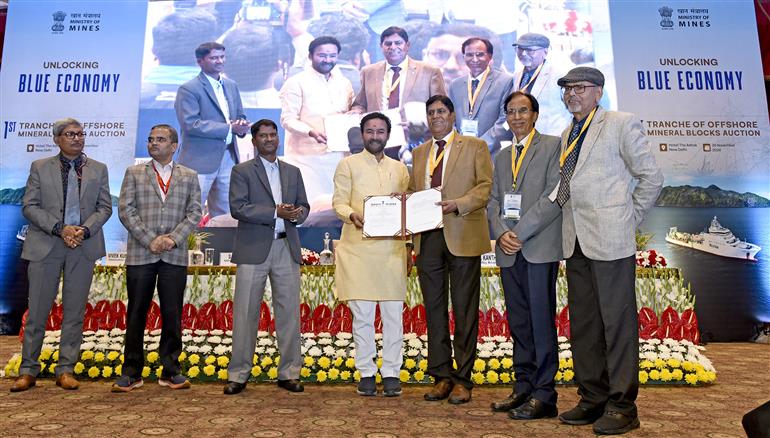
[512,33,550,49]
[557,66,605,87]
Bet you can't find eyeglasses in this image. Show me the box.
[505,107,531,116]
[61,131,86,139]
[147,136,169,143]
[561,84,599,95]
[516,47,545,54]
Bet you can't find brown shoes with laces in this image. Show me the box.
[10,374,36,392]
[55,373,79,390]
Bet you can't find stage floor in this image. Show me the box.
[0,336,766,437]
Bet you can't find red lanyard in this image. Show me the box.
[152,163,172,195]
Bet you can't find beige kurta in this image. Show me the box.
[333,150,410,301]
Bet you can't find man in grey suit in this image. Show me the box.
[175,41,249,219]
[488,91,563,420]
[113,124,202,392]
[224,119,309,395]
[555,67,663,435]
[448,37,513,155]
[12,118,112,392]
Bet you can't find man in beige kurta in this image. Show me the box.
[333,112,410,397]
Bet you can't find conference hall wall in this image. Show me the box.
[0,0,767,340]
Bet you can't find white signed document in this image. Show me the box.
[362,188,443,238]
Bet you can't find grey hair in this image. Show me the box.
[52,118,83,136]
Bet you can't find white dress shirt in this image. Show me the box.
[204,73,232,145]
[380,57,409,111]
[259,155,285,235]
[152,159,174,202]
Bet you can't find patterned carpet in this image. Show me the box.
[0,337,767,437]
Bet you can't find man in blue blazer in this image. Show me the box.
[175,42,249,219]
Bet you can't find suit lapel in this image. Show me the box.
[253,158,274,204]
[531,63,550,97]
[500,146,514,191]
[78,158,93,201]
[401,59,418,106]
[573,108,606,175]
[47,156,64,206]
[145,162,165,202]
[472,70,495,116]
[443,134,463,182]
[371,63,386,110]
[412,143,428,190]
[199,72,226,120]
[516,131,539,186]
[278,159,289,202]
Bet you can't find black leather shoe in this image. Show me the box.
[223,381,246,395]
[277,379,304,393]
[593,410,640,435]
[491,392,530,412]
[508,398,558,420]
[558,404,605,425]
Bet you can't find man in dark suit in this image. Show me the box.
[175,41,249,219]
[12,118,112,392]
[448,38,513,155]
[487,92,562,419]
[409,95,493,405]
[224,119,310,395]
[113,124,201,392]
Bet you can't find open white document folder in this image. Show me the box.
[362,188,443,238]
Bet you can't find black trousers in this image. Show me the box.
[123,260,187,379]
[501,255,559,405]
[416,229,481,389]
[566,239,638,415]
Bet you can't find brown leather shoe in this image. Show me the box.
[448,384,472,404]
[55,373,79,390]
[424,378,454,401]
[10,374,36,392]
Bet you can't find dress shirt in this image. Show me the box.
[380,57,408,111]
[204,73,233,145]
[152,159,174,202]
[260,155,285,235]
[423,130,455,189]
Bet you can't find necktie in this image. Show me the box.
[388,66,401,109]
[515,143,524,162]
[556,123,584,207]
[430,140,446,188]
[519,70,533,91]
[64,162,80,225]
[471,78,480,96]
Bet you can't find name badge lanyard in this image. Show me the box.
[560,107,598,167]
[153,163,172,195]
[519,62,544,91]
[386,66,403,98]
[511,130,535,190]
[467,66,491,116]
[429,131,455,178]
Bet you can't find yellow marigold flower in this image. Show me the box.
[107,351,119,362]
[654,358,665,369]
[399,370,410,382]
[142,366,151,378]
[488,358,501,370]
[640,359,654,369]
[40,348,53,361]
[511,371,516,381]
[115,365,122,376]
[501,358,513,369]
[74,362,85,374]
[203,365,216,376]
[81,351,94,361]
[4,364,13,377]
[660,369,673,381]
[155,366,164,378]
[706,371,716,382]
[377,358,383,369]
[303,356,315,367]
[217,356,229,367]
[649,369,660,380]
[500,373,511,384]
[375,374,382,384]
[672,369,683,381]
[555,371,563,382]
[404,358,417,370]
[217,369,228,380]
[696,369,708,381]
[261,357,273,368]
[685,373,698,385]
[251,366,262,377]
[695,364,705,373]
[318,357,331,369]
[275,356,281,365]
[87,366,100,378]
[340,370,351,381]
[563,370,575,381]
[559,358,568,369]
[419,359,428,371]
[345,358,356,369]
[328,368,340,380]
[317,370,328,382]
[94,352,106,363]
[187,366,200,378]
[471,372,484,385]
[267,367,278,379]
[639,370,649,384]
[333,357,343,368]
[120,354,124,363]
[353,370,361,382]
[48,363,57,374]
[300,367,311,378]
[253,354,259,365]
[667,359,680,368]
[147,352,159,364]
[566,358,574,369]
[205,355,216,365]
[102,366,113,378]
[53,351,59,361]
[188,354,200,365]
[473,359,486,372]
[413,370,425,382]
[178,352,187,362]
[486,370,499,384]
[681,361,694,372]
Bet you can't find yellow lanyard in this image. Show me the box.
[511,130,535,190]
[429,131,455,177]
[560,107,597,167]
[386,65,403,95]
[519,62,544,91]
[466,66,491,114]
